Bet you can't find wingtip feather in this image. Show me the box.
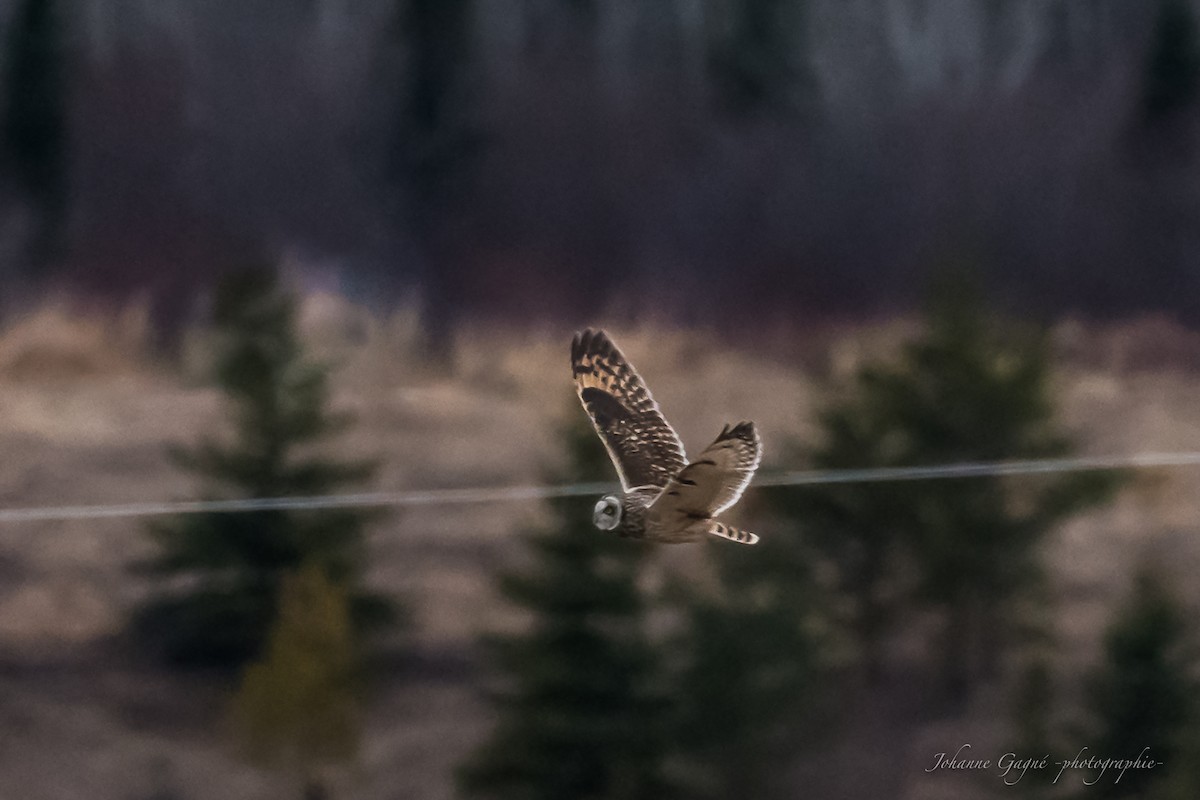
[571,328,615,358]
[717,420,758,444]
[571,330,586,364]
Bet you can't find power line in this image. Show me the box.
[753,451,1200,487]
[0,483,615,525]
[1,450,1198,525]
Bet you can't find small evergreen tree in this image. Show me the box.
[669,524,828,800]
[232,565,361,800]
[1008,655,1060,798]
[773,375,914,684]
[458,417,673,800]
[897,276,1116,704]
[1080,568,1195,799]
[2,0,68,276]
[135,265,394,668]
[784,272,1117,705]
[1162,722,1200,800]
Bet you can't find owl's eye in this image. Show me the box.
[604,506,616,516]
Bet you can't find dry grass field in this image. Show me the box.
[0,296,1199,799]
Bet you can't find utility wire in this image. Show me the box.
[752,451,1200,487]
[0,451,1196,525]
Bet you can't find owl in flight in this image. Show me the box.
[571,328,762,545]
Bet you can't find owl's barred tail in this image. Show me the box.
[707,521,759,546]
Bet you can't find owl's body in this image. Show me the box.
[607,486,659,539]
[572,329,762,546]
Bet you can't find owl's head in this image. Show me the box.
[593,494,622,531]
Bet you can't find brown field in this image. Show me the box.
[1,297,1199,799]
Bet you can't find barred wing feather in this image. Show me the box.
[571,329,688,491]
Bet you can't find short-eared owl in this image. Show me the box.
[570,328,762,545]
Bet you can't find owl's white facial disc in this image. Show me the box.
[593,495,622,531]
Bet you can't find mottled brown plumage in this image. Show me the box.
[571,329,762,546]
[571,328,687,491]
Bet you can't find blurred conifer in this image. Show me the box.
[666,515,828,800]
[772,361,914,684]
[1079,568,1195,800]
[1162,722,1200,800]
[134,264,396,668]
[779,271,1118,705]
[899,274,1116,704]
[232,564,361,800]
[1008,655,1059,798]
[458,416,674,800]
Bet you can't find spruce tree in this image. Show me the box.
[1008,656,1060,798]
[232,564,361,799]
[458,416,672,800]
[135,265,394,668]
[1080,568,1195,799]
[669,524,827,800]
[2,0,68,276]
[896,276,1115,703]
[1162,723,1200,800]
[783,273,1117,705]
[772,373,914,684]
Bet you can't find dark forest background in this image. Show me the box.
[2,0,1199,341]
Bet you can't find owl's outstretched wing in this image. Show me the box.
[651,421,762,518]
[571,328,688,490]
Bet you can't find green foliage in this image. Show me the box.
[773,364,918,682]
[1142,0,1200,122]
[668,528,828,800]
[884,274,1112,590]
[231,565,361,776]
[458,417,673,800]
[2,0,68,272]
[781,271,1118,702]
[135,265,394,668]
[898,276,1117,700]
[1080,568,1195,799]
[1161,723,1200,800]
[1008,656,1060,798]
